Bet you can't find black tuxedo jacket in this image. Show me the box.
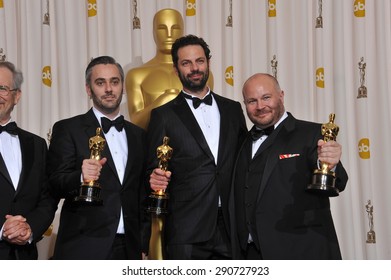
[147,91,247,245]
[47,109,147,259]
[231,113,348,259]
[0,128,57,259]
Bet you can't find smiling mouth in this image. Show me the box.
[255,111,271,117]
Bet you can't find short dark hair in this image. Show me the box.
[171,34,211,68]
[0,61,23,90]
[85,56,124,86]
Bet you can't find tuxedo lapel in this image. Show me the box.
[122,123,137,186]
[83,109,119,182]
[214,94,230,166]
[0,151,13,188]
[255,115,296,202]
[241,135,253,165]
[252,128,278,159]
[173,92,215,161]
[15,130,34,195]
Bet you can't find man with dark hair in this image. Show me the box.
[0,61,57,259]
[47,56,148,259]
[148,35,247,259]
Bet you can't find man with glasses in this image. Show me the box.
[0,61,57,259]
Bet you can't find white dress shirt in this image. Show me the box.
[182,90,221,206]
[182,89,220,164]
[93,108,127,234]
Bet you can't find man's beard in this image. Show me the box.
[90,89,122,114]
[178,68,209,92]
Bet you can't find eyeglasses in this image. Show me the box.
[0,85,18,96]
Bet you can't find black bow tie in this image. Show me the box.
[250,125,274,141]
[0,122,18,135]
[101,116,124,133]
[182,92,213,109]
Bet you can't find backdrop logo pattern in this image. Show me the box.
[88,0,97,17]
[358,138,370,159]
[225,66,234,86]
[316,67,325,88]
[354,0,365,17]
[42,66,52,87]
[186,0,196,16]
[0,1,3,8]
[268,0,276,17]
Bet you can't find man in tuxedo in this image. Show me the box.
[47,56,148,259]
[148,35,247,259]
[231,73,348,259]
[0,61,57,259]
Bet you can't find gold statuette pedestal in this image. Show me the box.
[147,136,173,260]
[307,113,340,197]
[74,127,106,206]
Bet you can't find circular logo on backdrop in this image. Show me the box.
[42,66,52,87]
[225,66,234,86]
[358,138,370,159]
[268,0,276,17]
[186,0,196,16]
[354,0,365,17]
[316,67,325,88]
[88,0,97,17]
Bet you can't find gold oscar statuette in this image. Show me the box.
[147,136,173,260]
[74,127,106,205]
[307,113,340,196]
[148,136,172,215]
[366,200,376,243]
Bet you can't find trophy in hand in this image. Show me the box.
[148,136,173,215]
[74,127,106,205]
[307,113,340,197]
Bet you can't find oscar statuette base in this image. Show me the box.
[307,170,339,197]
[148,191,169,216]
[74,183,103,206]
[147,190,169,259]
[149,215,166,260]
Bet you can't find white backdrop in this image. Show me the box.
[0,0,390,260]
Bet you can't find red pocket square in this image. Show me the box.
[279,154,300,159]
